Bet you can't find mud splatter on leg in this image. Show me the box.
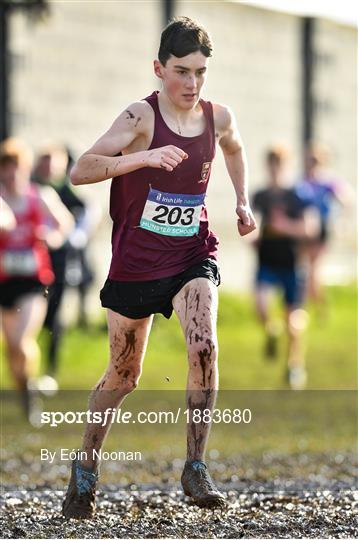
[172,278,219,462]
[78,314,152,469]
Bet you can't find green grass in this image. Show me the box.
[1,285,357,390]
[1,286,356,474]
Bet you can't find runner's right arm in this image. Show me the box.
[71,102,188,185]
[269,207,319,239]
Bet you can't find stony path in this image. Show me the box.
[1,453,357,538]
[1,482,357,539]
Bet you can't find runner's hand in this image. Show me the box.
[269,207,290,234]
[236,203,257,236]
[146,145,188,172]
[36,224,67,249]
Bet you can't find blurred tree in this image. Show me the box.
[0,0,49,139]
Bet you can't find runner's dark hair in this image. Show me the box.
[158,16,213,65]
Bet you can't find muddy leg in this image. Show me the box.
[173,278,218,461]
[79,310,153,468]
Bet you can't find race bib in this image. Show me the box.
[1,249,38,276]
[140,188,205,237]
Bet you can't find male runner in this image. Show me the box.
[252,146,317,389]
[62,16,256,518]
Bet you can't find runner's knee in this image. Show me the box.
[6,340,26,360]
[108,364,142,393]
[187,337,218,390]
[287,309,309,336]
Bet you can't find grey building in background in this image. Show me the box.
[4,1,357,302]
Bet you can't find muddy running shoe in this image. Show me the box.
[62,456,98,519]
[181,460,226,508]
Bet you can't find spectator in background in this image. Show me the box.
[0,138,73,422]
[32,144,99,380]
[252,145,318,389]
[295,142,351,310]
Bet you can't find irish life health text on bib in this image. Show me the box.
[139,188,205,237]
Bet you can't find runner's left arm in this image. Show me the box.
[0,197,16,231]
[38,186,75,249]
[214,104,256,236]
[331,178,354,207]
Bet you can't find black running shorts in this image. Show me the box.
[100,258,220,319]
[0,278,46,309]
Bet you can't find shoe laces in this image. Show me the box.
[190,461,216,491]
[75,462,97,496]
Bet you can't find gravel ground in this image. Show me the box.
[1,454,357,539]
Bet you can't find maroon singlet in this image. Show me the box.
[108,91,219,281]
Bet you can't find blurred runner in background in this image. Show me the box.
[63,147,101,328]
[252,145,318,389]
[295,143,351,312]
[0,138,73,422]
[32,144,100,381]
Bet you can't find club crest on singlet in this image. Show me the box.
[139,187,205,237]
[199,162,211,183]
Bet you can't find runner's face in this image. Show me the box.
[0,162,19,190]
[35,155,52,182]
[0,160,31,193]
[268,158,282,179]
[155,51,209,109]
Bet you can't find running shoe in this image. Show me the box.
[20,378,43,427]
[181,460,226,508]
[288,366,307,390]
[62,455,98,519]
[37,374,59,396]
[264,332,278,360]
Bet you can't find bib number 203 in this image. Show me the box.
[152,205,194,226]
